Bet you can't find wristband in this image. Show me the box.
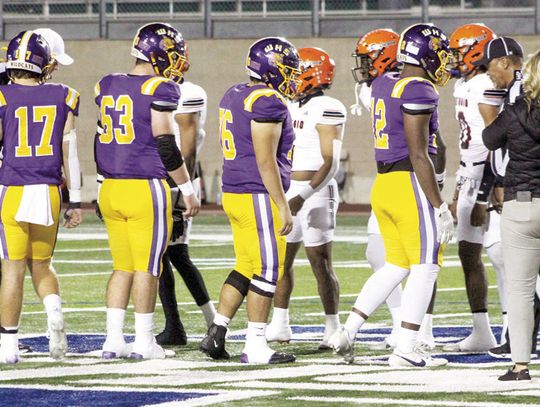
[179,181,195,196]
[298,185,315,200]
[69,189,81,203]
[435,170,446,184]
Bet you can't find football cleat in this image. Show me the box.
[318,339,333,351]
[200,323,230,360]
[18,344,33,354]
[129,339,166,360]
[240,351,296,364]
[328,327,354,358]
[498,367,531,381]
[388,347,448,368]
[156,324,187,346]
[265,323,292,343]
[101,339,131,359]
[488,343,538,359]
[442,332,496,353]
[48,313,67,360]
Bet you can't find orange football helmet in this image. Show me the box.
[296,47,335,98]
[450,23,496,75]
[352,28,399,84]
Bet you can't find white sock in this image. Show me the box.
[352,263,409,317]
[343,312,365,342]
[213,313,231,328]
[401,264,438,326]
[270,307,289,327]
[486,243,506,312]
[200,301,216,329]
[243,321,274,362]
[472,311,491,336]
[43,294,62,315]
[397,327,419,354]
[106,308,126,343]
[501,313,508,345]
[418,313,434,343]
[324,314,340,339]
[134,312,154,347]
[389,306,401,338]
[0,327,19,354]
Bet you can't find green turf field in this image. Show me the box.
[2,213,539,407]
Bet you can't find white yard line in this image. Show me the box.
[287,397,530,407]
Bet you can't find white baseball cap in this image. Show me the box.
[34,28,74,66]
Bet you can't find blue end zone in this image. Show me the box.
[0,388,217,407]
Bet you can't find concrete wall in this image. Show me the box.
[6,35,539,203]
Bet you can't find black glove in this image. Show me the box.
[171,207,184,241]
[64,202,81,221]
[95,201,104,222]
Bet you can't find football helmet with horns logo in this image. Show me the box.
[450,23,496,76]
[352,28,399,84]
[296,47,335,99]
[246,37,301,99]
[398,23,452,87]
[131,22,189,83]
[6,30,53,80]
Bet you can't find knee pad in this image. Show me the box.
[249,275,276,298]
[409,264,440,286]
[224,269,250,297]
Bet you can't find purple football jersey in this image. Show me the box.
[371,72,439,164]
[0,83,79,186]
[94,74,180,179]
[220,83,294,194]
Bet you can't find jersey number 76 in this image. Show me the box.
[219,108,236,160]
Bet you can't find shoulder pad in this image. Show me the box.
[243,87,286,112]
[391,77,438,99]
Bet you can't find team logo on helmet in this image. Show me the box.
[296,47,335,99]
[450,23,496,76]
[352,29,399,84]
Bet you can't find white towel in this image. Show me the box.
[15,184,54,226]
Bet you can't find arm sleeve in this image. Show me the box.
[177,83,207,114]
[64,86,80,116]
[399,80,439,115]
[478,75,506,107]
[248,92,289,122]
[151,80,181,112]
[318,98,347,126]
[482,107,512,150]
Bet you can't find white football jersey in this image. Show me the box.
[289,95,346,172]
[173,81,207,155]
[453,73,503,163]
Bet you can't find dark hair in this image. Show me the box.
[7,69,41,80]
[507,55,523,66]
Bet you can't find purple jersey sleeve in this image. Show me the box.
[63,85,80,116]
[400,79,439,114]
[150,79,180,111]
[246,91,288,122]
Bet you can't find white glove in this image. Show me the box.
[434,202,454,244]
[350,82,372,117]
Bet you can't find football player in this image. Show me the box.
[443,23,507,353]
[95,22,199,360]
[157,76,216,345]
[199,37,299,364]
[330,23,454,367]
[265,47,346,349]
[346,28,444,350]
[0,31,82,364]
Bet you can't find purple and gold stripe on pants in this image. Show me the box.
[253,193,279,285]
[147,179,169,277]
[410,173,440,265]
[0,186,8,259]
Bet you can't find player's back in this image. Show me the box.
[371,72,439,164]
[95,73,180,179]
[220,83,294,194]
[0,82,79,186]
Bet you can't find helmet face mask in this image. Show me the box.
[246,37,301,100]
[449,23,496,76]
[352,29,399,84]
[132,22,189,83]
[398,23,452,87]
